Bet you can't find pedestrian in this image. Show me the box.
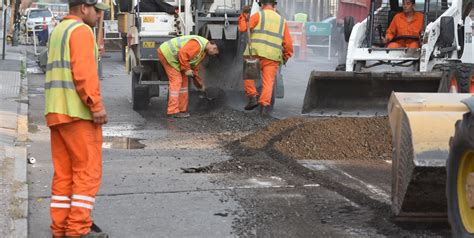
[239,0,293,115]
[44,0,109,237]
[157,35,219,118]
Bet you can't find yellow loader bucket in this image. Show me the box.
[302,71,443,116]
[388,92,471,218]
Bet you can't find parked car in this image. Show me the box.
[24,8,54,34]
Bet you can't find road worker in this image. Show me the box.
[384,0,423,48]
[157,35,219,118]
[239,0,293,115]
[45,0,109,237]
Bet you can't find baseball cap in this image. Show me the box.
[69,0,110,10]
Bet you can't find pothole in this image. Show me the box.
[102,136,145,149]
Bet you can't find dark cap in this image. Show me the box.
[69,0,109,10]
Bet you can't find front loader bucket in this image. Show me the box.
[388,93,471,219]
[302,71,443,116]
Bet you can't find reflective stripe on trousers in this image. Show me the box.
[49,120,102,237]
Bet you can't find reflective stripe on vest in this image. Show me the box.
[244,9,285,62]
[44,19,98,120]
[159,35,209,71]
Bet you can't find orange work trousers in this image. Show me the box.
[157,49,189,115]
[49,120,103,237]
[243,57,280,106]
[387,40,419,48]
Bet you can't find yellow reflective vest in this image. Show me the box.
[244,9,285,62]
[44,19,98,120]
[159,35,209,71]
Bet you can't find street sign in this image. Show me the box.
[305,22,332,36]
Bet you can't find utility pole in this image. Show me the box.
[2,0,7,60]
[11,0,20,46]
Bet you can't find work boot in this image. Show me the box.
[65,223,108,238]
[259,105,271,117]
[171,112,190,118]
[244,96,258,110]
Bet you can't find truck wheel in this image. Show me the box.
[447,111,474,237]
[132,72,150,110]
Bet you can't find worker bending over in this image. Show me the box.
[45,0,109,237]
[384,0,424,48]
[157,35,219,118]
[239,0,293,115]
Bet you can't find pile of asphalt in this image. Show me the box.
[236,116,392,161]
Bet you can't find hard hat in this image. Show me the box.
[258,0,277,6]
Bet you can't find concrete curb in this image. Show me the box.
[12,55,28,238]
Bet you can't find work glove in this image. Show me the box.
[185,70,194,77]
[242,5,251,14]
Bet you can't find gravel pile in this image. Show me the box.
[237,116,392,161]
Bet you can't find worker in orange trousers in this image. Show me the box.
[157,35,219,118]
[384,0,423,48]
[45,0,109,237]
[239,0,293,115]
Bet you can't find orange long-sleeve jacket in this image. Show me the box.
[177,39,205,87]
[238,6,293,61]
[46,15,103,127]
[385,11,424,42]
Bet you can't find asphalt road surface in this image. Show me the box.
[26,48,450,237]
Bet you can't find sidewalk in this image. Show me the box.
[0,39,28,238]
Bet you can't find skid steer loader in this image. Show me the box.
[388,92,474,236]
[301,0,473,116]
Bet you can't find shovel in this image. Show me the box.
[243,15,261,80]
[188,76,216,101]
[199,90,216,101]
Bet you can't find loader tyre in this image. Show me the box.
[132,72,150,110]
[447,111,474,237]
[335,64,346,71]
[455,64,474,93]
[434,63,471,93]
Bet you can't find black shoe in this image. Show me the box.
[91,223,102,232]
[244,97,258,110]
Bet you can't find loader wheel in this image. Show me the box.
[434,63,471,93]
[335,64,346,71]
[455,64,474,93]
[131,72,150,110]
[447,112,474,237]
